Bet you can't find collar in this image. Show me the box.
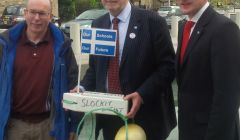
[109,1,131,23]
[20,27,52,46]
[188,1,209,23]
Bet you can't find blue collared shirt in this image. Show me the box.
[109,2,131,63]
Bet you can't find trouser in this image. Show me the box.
[6,118,54,140]
[236,114,240,140]
[95,114,124,140]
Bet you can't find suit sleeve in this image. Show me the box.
[137,13,175,100]
[80,55,97,91]
[206,21,240,140]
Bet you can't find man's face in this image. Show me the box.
[24,0,52,34]
[176,0,207,19]
[101,0,128,17]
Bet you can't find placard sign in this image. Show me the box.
[81,28,117,56]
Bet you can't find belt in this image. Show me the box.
[11,112,50,123]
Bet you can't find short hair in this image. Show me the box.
[25,0,52,12]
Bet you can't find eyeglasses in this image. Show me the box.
[26,9,50,18]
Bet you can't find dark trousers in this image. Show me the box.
[236,115,240,140]
[95,114,124,140]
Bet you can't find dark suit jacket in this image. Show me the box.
[176,6,240,140]
[81,6,177,139]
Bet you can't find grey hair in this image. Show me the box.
[25,0,52,12]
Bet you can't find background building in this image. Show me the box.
[132,0,176,10]
[0,0,59,17]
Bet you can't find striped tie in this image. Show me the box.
[108,18,121,94]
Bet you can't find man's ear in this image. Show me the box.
[49,13,53,22]
[24,8,28,18]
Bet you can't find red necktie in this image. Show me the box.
[108,18,121,94]
[180,21,195,64]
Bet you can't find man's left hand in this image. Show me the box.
[124,92,143,118]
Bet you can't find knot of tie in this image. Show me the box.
[112,17,120,25]
[185,21,195,30]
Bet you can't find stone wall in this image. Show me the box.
[0,0,58,16]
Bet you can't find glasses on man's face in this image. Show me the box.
[26,9,50,18]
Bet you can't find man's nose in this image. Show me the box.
[33,13,41,19]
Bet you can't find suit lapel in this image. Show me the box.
[176,20,185,70]
[180,6,215,68]
[181,26,203,66]
[102,14,111,29]
[120,6,141,69]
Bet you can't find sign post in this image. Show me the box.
[70,23,81,93]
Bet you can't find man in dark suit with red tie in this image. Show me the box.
[80,0,176,139]
[176,0,240,140]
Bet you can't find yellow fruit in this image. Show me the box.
[115,124,146,140]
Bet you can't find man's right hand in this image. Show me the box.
[69,86,85,93]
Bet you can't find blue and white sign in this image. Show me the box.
[82,29,92,40]
[81,43,91,53]
[95,44,115,55]
[96,30,116,42]
[81,28,117,56]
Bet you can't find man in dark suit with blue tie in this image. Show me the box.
[81,0,177,139]
[176,0,240,140]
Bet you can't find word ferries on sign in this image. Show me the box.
[63,92,128,116]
